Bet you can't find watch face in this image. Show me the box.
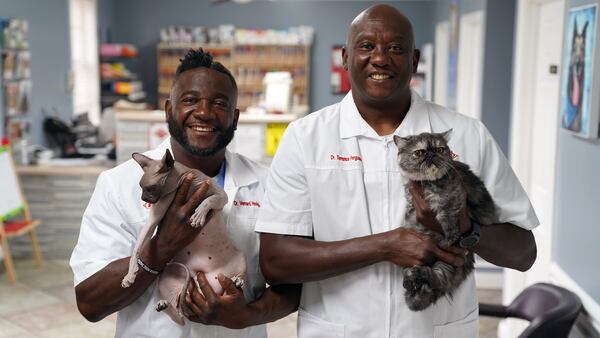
[460,236,479,248]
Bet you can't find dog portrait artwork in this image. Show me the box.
[560,5,598,138]
[564,19,588,132]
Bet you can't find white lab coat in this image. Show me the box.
[70,138,268,338]
[256,91,539,338]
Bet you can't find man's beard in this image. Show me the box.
[167,118,235,157]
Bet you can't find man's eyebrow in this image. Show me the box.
[176,90,199,97]
[353,32,408,42]
[176,90,231,101]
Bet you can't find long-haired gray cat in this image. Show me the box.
[393,129,497,311]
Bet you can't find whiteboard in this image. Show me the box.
[0,146,23,220]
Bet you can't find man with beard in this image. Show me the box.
[70,49,300,337]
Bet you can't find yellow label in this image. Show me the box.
[265,123,288,157]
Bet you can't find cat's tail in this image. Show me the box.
[163,262,193,318]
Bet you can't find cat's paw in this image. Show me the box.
[231,274,245,290]
[406,283,436,311]
[190,205,211,228]
[155,300,169,312]
[121,271,137,288]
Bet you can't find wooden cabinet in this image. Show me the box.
[15,166,109,259]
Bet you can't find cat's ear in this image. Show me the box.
[132,152,152,169]
[441,129,453,142]
[393,135,410,149]
[161,149,175,170]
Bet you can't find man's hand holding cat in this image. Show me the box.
[409,183,473,240]
[140,174,210,269]
[381,227,467,267]
[185,272,256,329]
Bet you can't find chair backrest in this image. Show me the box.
[506,283,582,338]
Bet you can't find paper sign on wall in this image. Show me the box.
[265,123,288,157]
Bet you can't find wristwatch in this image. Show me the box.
[458,219,481,248]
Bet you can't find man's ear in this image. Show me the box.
[412,49,421,74]
[132,152,152,169]
[165,98,173,122]
[233,108,240,131]
[161,149,175,170]
[342,46,349,71]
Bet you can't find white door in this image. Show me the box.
[434,21,449,106]
[527,0,565,284]
[502,0,565,337]
[456,11,485,120]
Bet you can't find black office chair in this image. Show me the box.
[479,282,582,338]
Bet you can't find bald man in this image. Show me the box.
[256,5,538,337]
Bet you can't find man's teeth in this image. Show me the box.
[370,74,391,80]
[190,126,215,132]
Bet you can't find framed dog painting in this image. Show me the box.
[559,4,599,139]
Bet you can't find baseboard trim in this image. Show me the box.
[550,262,600,334]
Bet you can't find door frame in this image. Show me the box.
[434,21,449,106]
[456,10,485,120]
[504,0,564,336]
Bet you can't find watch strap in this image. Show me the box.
[458,219,481,248]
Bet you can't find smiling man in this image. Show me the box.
[71,49,300,337]
[256,4,538,338]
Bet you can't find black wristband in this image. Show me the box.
[137,257,162,275]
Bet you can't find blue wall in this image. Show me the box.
[480,0,516,156]
[98,0,434,112]
[431,0,515,155]
[554,0,600,306]
[1,0,73,146]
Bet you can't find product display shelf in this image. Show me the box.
[100,45,146,109]
[157,42,310,112]
[157,43,233,109]
[0,20,32,144]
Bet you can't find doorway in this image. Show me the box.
[505,0,565,336]
[456,10,485,120]
[434,21,449,106]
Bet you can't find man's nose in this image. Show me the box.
[370,46,389,66]
[192,99,215,119]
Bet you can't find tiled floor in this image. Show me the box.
[0,259,501,337]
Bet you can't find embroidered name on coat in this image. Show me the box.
[329,154,362,162]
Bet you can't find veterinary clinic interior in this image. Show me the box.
[1,0,599,337]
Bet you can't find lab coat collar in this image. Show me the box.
[146,138,257,188]
[224,149,259,189]
[339,90,432,139]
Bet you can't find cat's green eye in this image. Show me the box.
[435,147,446,154]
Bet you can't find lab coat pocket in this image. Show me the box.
[433,307,479,338]
[298,308,345,338]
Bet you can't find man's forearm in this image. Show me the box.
[259,233,387,285]
[75,238,170,322]
[473,223,537,271]
[244,284,302,326]
[75,257,159,322]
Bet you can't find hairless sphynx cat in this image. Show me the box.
[121,149,246,325]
